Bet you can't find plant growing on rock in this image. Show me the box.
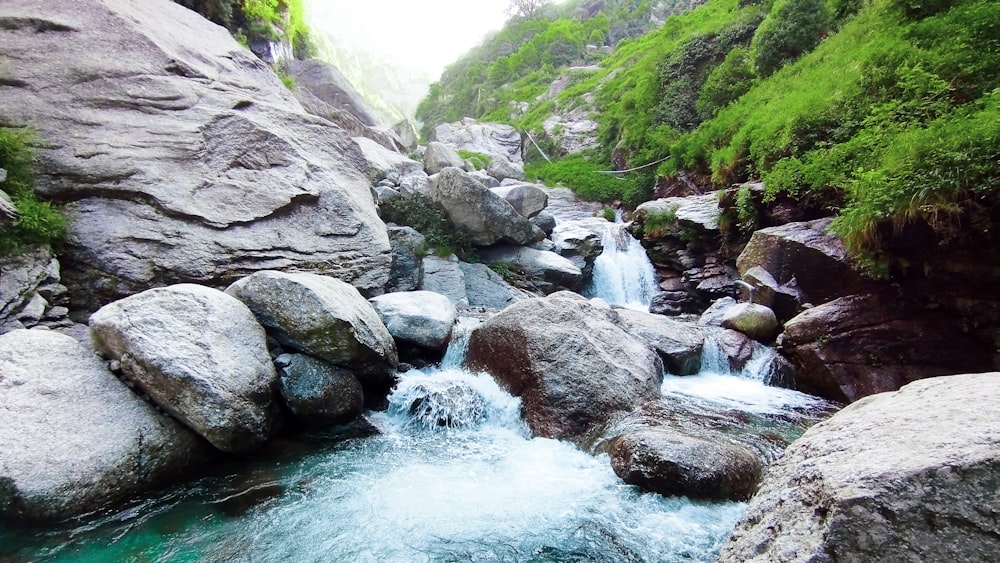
[379,192,473,258]
[0,128,66,256]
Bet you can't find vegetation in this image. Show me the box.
[379,193,474,258]
[457,150,493,170]
[173,0,314,58]
[0,129,66,255]
[525,154,652,205]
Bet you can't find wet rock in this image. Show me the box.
[742,266,805,322]
[550,218,605,279]
[424,142,467,175]
[0,247,61,333]
[427,168,534,246]
[226,272,398,384]
[419,255,469,308]
[386,226,426,293]
[477,245,584,294]
[530,212,557,236]
[459,262,527,310]
[468,170,500,188]
[722,303,779,342]
[699,296,738,327]
[719,372,1000,563]
[614,308,705,375]
[396,378,488,428]
[490,183,548,219]
[275,353,364,427]
[636,192,723,234]
[466,292,662,444]
[649,291,700,316]
[90,284,280,453]
[0,329,212,522]
[369,291,457,351]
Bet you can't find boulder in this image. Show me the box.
[489,183,548,218]
[458,262,527,310]
[385,225,425,293]
[225,271,398,382]
[0,329,211,522]
[466,292,662,444]
[476,245,584,293]
[353,136,424,184]
[742,266,805,322]
[698,296,738,327]
[779,294,993,403]
[0,188,14,228]
[424,142,467,175]
[274,353,364,427]
[369,291,457,350]
[737,218,869,305]
[550,219,605,279]
[292,87,402,153]
[543,186,604,222]
[426,168,534,246]
[541,110,600,156]
[609,429,761,501]
[636,192,723,234]
[486,156,526,182]
[614,308,705,375]
[530,212,557,235]
[468,170,501,188]
[721,303,780,342]
[286,59,381,127]
[89,284,280,453]
[393,377,489,428]
[0,0,391,310]
[718,372,1000,563]
[419,255,469,308]
[431,118,522,163]
[392,119,419,153]
[0,246,62,333]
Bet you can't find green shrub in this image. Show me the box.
[697,46,755,118]
[0,128,66,255]
[379,193,473,258]
[601,206,617,222]
[750,0,830,76]
[488,261,521,281]
[525,154,651,205]
[642,206,679,237]
[457,150,493,170]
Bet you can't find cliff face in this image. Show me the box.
[0,0,391,309]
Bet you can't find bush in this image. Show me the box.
[379,192,473,258]
[0,129,66,255]
[525,154,651,205]
[750,0,830,76]
[696,46,755,118]
[457,150,493,170]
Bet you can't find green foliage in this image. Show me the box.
[601,206,617,222]
[379,193,473,258]
[750,0,830,76]
[173,0,313,60]
[274,62,296,89]
[488,261,521,281]
[696,46,754,118]
[525,154,652,205]
[642,206,679,237]
[0,129,66,255]
[457,150,493,170]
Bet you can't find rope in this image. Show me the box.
[523,131,552,163]
[596,155,671,174]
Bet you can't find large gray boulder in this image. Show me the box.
[719,372,1000,563]
[486,156,526,182]
[550,218,605,279]
[477,245,583,293]
[286,59,381,127]
[0,0,391,310]
[431,118,522,163]
[386,225,426,293]
[721,303,779,342]
[225,271,398,381]
[353,136,424,185]
[369,291,457,350]
[0,329,211,522]
[274,353,364,427]
[427,168,534,246]
[459,262,527,310]
[419,255,469,308]
[424,142,467,175]
[635,192,723,234]
[489,183,548,218]
[466,292,662,444]
[89,284,280,453]
[614,308,705,375]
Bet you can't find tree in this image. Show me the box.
[506,0,548,19]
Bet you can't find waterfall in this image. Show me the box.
[587,217,658,310]
[698,330,783,384]
[439,317,480,369]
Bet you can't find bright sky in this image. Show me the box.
[305,0,511,77]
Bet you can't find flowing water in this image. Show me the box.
[587,214,659,310]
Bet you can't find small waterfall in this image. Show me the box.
[587,217,658,309]
[440,317,480,369]
[698,330,784,384]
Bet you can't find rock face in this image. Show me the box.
[466,293,662,444]
[779,294,993,403]
[427,168,534,246]
[0,329,210,522]
[431,118,522,163]
[424,142,467,175]
[419,255,469,308]
[0,0,391,309]
[550,219,605,280]
[737,218,869,305]
[721,303,779,342]
[458,262,527,310]
[89,284,280,453]
[614,308,705,375]
[0,246,69,333]
[477,245,584,294]
[489,183,548,218]
[286,59,381,127]
[385,225,425,293]
[225,271,398,381]
[636,192,723,233]
[274,353,364,427]
[369,291,457,350]
[718,372,1000,563]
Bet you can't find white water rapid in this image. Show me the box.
[587,212,659,310]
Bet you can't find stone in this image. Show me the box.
[779,294,993,403]
[486,156,526,182]
[395,377,489,428]
[0,247,59,333]
[698,296,738,327]
[225,271,398,383]
[423,142,467,175]
[468,170,500,188]
[0,329,211,522]
[431,118,522,163]
[541,110,600,156]
[0,0,391,309]
[292,87,402,153]
[419,255,469,308]
[636,192,723,234]
[458,262,527,310]
[718,372,1000,563]
[0,168,6,183]
[89,284,280,453]
[466,292,662,444]
[353,136,424,184]
[489,183,548,218]
[286,59,381,127]
[386,225,425,293]
[737,218,869,305]
[392,119,419,153]
[275,353,364,427]
[426,168,534,246]
[0,188,14,228]
[369,291,457,350]
[721,303,780,342]
[609,429,761,501]
[530,212,557,235]
[550,219,605,279]
[742,266,805,322]
[476,245,584,293]
[614,308,705,375]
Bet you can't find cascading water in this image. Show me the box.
[587,211,659,310]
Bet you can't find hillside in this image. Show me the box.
[418,0,1000,274]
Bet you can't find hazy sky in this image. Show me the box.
[305,0,511,77]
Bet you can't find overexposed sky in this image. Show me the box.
[305,0,511,77]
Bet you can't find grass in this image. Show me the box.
[0,128,66,256]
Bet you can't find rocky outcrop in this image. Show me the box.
[369,291,457,350]
[225,271,398,382]
[489,183,548,219]
[477,245,584,294]
[722,303,779,342]
[427,168,534,246]
[466,293,662,444]
[737,218,869,305]
[419,255,469,308]
[353,136,424,186]
[385,226,425,293]
[431,118,522,163]
[0,329,211,522]
[89,284,280,453]
[718,372,1000,563]
[550,218,605,279]
[274,353,364,427]
[0,246,69,333]
[0,0,391,309]
[424,142,467,175]
[779,294,993,403]
[614,308,705,375]
[286,59,381,127]
[741,266,806,322]
[636,192,723,233]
